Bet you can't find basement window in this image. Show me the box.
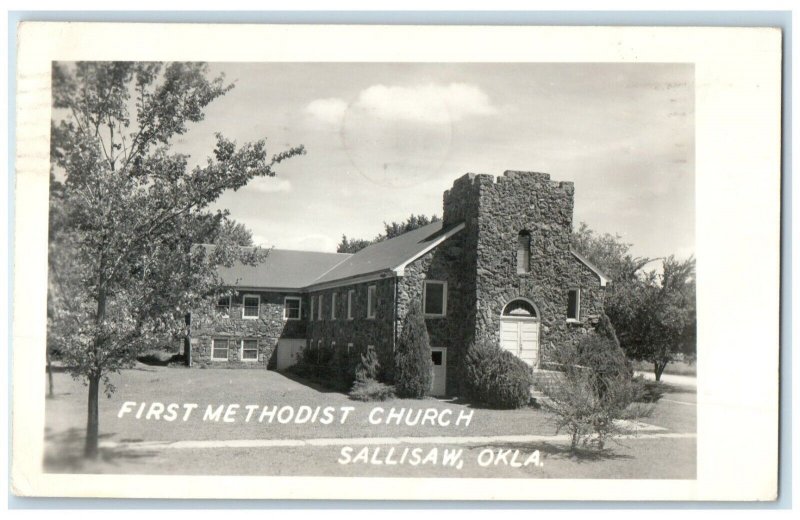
[211,338,230,361]
[242,295,260,319]
[567,289,581,322]
[423,280,447,317]
[241,339,259,361]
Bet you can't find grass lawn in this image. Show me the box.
[44,364,696,479]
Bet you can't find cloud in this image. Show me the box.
[248,177,292,194]
[356,83,496,123]
[305,97,348,124]
[285,233,339,253]
[305,83,496,125]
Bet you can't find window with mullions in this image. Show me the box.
[212,338,231,361]
[242,295,260,319]
[284,296,301,320]
[216,295,231,317]
[241,339,259,361]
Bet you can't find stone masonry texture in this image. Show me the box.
[191,170,606,396]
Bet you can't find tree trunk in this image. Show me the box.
[654,361,667,382]
[84,374,100,458]
[46,348,54,399]
[85,283,107,459]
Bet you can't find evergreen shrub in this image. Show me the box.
[462,338,533,409]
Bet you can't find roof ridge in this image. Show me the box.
[308,253,356,285]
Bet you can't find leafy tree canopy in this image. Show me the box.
[571,222,696,380]
[48,61,304,456]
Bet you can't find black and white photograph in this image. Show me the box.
[11,23,781,501]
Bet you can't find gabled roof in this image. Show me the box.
[200,221,465,291]
[570,249,611,287]
[310,220,465,287]
[206,247,352,290]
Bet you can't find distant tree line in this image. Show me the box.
[337,214,441,253]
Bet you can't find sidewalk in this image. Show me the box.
[635,371,697,388]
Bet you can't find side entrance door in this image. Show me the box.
[430,347,447,396]
[276,339,306,370]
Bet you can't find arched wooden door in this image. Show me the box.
[499,298,540,367]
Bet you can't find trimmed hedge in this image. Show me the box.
[462,338,533,409]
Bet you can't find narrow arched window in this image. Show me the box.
[517,231,531,274]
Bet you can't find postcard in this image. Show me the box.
[11,22,782,500]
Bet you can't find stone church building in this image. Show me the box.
[188,170,609,396]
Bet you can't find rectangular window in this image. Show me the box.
[216,295,231,316]
[241,339,259,361]
[284,296,301,320]
[331,293,338,320]
[567,289,581,321]
[367,285,377,319]
[423,280,447,317]
[347,289,355,320]
[331,341,336,350]
[242,295,260,319]
[310,296,315,321]
[211,338,230,361]
[318,294,324,320]
[347,343,353,354]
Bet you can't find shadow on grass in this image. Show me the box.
[445,395,539,411]
[137,353,186,367]
[276,370,348,395]
[660,382,697,394]
[43,427,160,474]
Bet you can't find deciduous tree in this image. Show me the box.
[572,223,696,380]
[48,61,304,457]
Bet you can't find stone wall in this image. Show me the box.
[306,277,397,381]
[396,247,464,394]
[442,170,606,372]
[191,290,307,369]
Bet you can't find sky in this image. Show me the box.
[170,63,694,260]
